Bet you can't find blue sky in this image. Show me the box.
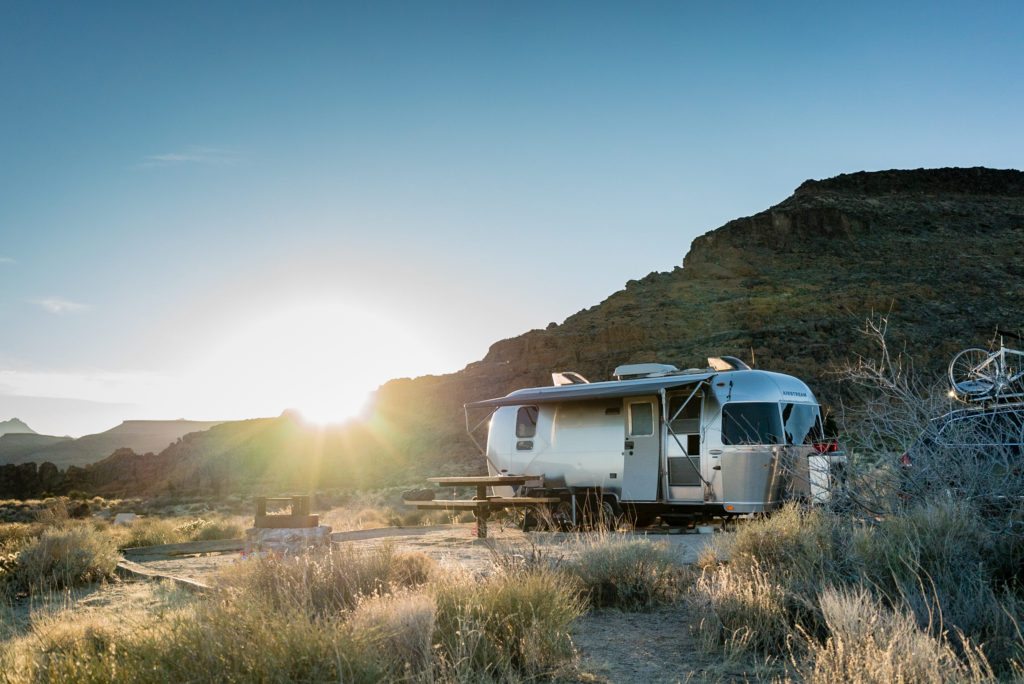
[2,1,1022,436]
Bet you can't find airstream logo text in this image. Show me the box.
[783,390,807,397]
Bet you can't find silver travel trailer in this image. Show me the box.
[465,358,840,526]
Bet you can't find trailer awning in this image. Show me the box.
[464,372,716,409]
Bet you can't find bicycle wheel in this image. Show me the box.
[949,347,996,396]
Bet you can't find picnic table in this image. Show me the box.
[407,475,560,538]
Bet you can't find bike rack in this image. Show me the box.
[949,341,1024,405]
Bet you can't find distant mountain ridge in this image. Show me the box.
[0,418,37,437]
[0,419,225,469]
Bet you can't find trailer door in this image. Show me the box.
[622,396,660,501]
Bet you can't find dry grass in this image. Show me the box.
[692,501,1024,677]
[110,513,247,549]
[0,524,44,555]
[218,543,438,616]
[563,534,689,611]
[3,524,119,595]
[0,531,585,683]
[801,586,997,683]
[433,566,585,680]
[682,319,1024,678]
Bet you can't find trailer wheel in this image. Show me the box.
[552,500,576,531]
[511,505,539,532]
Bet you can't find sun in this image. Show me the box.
[193,299,434,423]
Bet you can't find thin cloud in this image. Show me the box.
[140,146,239,168]
[0,368,167,405]
[37,297,89,314]
[0,257,14,264]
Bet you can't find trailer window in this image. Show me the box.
[722,403,782,445]
[782,403,823,445]
[629,403,654,436]
[515,406,538,438]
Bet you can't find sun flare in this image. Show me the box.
[191,300,434,422]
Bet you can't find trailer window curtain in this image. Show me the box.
[722,403,783,445]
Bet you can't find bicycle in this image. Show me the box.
[949,338,1024,400]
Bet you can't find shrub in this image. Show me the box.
[345,591,436,680]
[564,536,687,610]
[190,516,246,541]
[115,517,184,548]
[114,515,246,549]
[433,567,584,680]
[8,593,382,683]
[3,553,579,683]
[693,558,793,656]
[6,524,118,594]
[850,502,1024,670]
[0,523,43,554]
[801,586,995,683]
[218,544,437,616]
[691,499,1024,673]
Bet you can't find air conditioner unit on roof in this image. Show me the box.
[613,363,680,380]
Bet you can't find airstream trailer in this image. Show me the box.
[464,358,839,526]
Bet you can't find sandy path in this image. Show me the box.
[126,523,722,583]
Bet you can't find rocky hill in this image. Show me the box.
[363,166,1024,474]
[4,167,1022,497]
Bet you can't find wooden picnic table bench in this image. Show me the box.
[409,475,559,538]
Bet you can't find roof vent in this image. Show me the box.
[552,371,590,386]
[708,356,752,371]
[613,363,680,380]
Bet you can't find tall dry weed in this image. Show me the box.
[801,586,996,683]
[433,566,584,680]
[693,558,793,656]
[563,535,687,610]
[346,590,436,681]
[218,543,437,616]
